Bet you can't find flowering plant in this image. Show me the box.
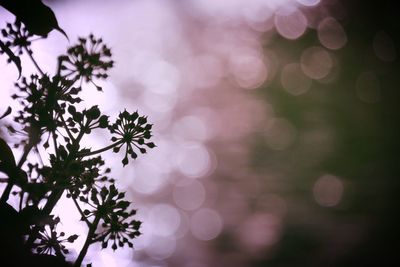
[0,17,155,267]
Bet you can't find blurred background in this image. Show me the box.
[1,0,399,266]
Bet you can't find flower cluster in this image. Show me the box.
[66,156,115,198]
[11,75,58,146]
[66,105,109,136]
[58,34,114,89]
[109,110,155,166]
[97,211,141,250]
[10,75,83,147]
[33,217,78,256]
[0,21,34,56]
[80,185,141,249]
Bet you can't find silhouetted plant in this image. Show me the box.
[0,18,155,267]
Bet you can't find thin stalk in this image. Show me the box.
[74,214,101,267]
[70,190,91,227]
[52,132,59,158]
[24,48,45,76]
[0,182,13,204]
[60,115,75,141]
[76,140,123,158]
[17,141,35,168]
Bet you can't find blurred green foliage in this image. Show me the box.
[249,1,400,266]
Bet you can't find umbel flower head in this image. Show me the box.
[0,21,34,56]
[80,185,141,250]
[10,74,81,147]
[33,217,79,256]
[109,110,155,166]
[98,212,141,250]
[58,34,114,90]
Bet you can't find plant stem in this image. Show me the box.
[17,141,35,168]
[26,124,88,246]
[0,181,13,204]
[74,214,101,267]
[52,132,59,158]
[77,140,123,158]
[60,115,75,141]
[70,190,91,227]
[25,190,64,246]
[24,48,45,76]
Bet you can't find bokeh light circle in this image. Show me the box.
[229,52,268,89]
[317,17,347,50]
[373,31,397,62]
[238,213,281,252]
[190,208,223,241]
[313,174,344,207]
[176,142,211,178]
[145,235,176,260]
[280,62,312,95]
[148,204,181,237]
[301,46,333,80]
[274,7,308,40]
[173,179,206,210]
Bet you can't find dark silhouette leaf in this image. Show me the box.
[0,137,16,167]
[0,0,68,39]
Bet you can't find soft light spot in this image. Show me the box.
[318,17,347,50]
[174,211,190,239]
[229,52,268,89]
[143,139,175,175]
[190,208,223,241]
[313,174,344,207]
[131,164,168,194]
[238,213,281,252]
[280,62,312,95]
[356,71,380,103]
[373,31,397,62]
[173,179,206,210]
[172,115,208,141]
[274,7,308,40]
[149,204,181,237]
[145,235,176,260]
[301,46,333,80]
[176,142,211,178]
[243,3,274,32]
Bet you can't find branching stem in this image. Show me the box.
[24,47,45,76]
[77,140,123,158]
